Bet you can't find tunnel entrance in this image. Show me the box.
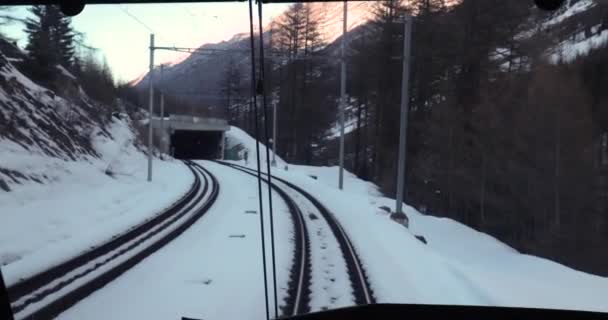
[171,130,223,160]
[150,114,229,160]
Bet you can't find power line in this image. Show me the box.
[118,6,155,33]
[177,3,222,44]
[177,4,200,31]
[154,45,331,62]
[178,3,219,20]
[118,5,172,44]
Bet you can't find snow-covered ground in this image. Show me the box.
[325,100,362,140]
[273,170,608,312]
[326,118,358,140]
[288,164,381,197]
[6,122,608,319]
[543,0,596,28]
[226,125,286,167]
[543,0,608,64]
[513,0,606,65]
[551,29,608,63]
[225,127,608,313]
[0,50,197,287]
[57,161,292,320]
[0,118,194,286]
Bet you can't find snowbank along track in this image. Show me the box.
[217,161,375,316]
[6,161,219,320]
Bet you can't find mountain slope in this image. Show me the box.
[136,32,253,108]
[543,0,608,62]
[0,50,104,188]
[134,2,376,107]
[135,1,607,110]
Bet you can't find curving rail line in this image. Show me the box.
[217,162,312,317]
[6,161,219,320]
[216,161,375,316]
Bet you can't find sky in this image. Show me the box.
[2,3,290,83]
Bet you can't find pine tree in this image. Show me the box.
[54,7,75,67]
[275,3,327,162]
[220,57,244,126]
[23,5,75,81]
[75,52,115,104]
[276,3,307,58]
[24,5,56,80]
[368,0,408,188]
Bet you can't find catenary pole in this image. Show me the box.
[396,16,413,214]
[147,33,155,182]
[160,64,165,158]
[338,0,347,190]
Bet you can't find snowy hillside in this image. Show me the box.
[542,0,608,62]
[225,125,286,166]
[325,98,361,140]
[490,0,606,69]
[551,28,608,62]
[0,48,193,285]
[225,126,608,313]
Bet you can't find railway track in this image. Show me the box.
[217,162,312,316]
[6,161,219,320]
[217,161,375,316]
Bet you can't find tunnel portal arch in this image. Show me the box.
[150,115,230,160]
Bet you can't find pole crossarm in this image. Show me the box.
[153,44,333,61]
[154,46,250,54]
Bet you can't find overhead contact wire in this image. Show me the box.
[257,1,279,317]
[248,0,270,319]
